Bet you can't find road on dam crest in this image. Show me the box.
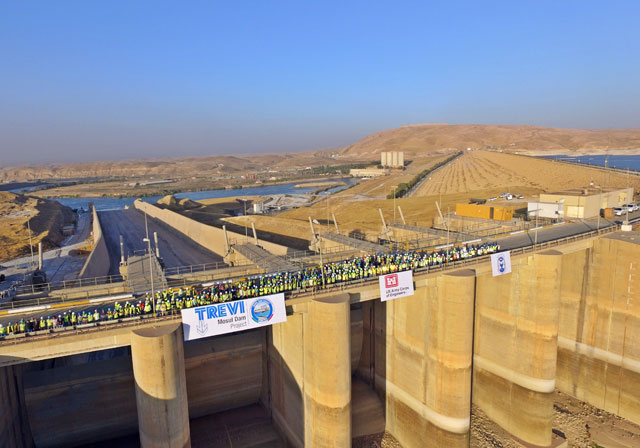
[98,208,223,275]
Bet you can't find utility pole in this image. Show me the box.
[27,218,35,269]
[325,192,330,232]
[243,199,248,242]
[447,205,450,246]
[597,187,601,231]
[392,186,397,224]
[143,237,155,318]
[143,212,155,318]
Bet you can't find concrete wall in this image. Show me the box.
[78,205,110,279]
[22,331,263,448]
[267,300,365,447]
[473,250,563,447]
[383,269,476,447]
[556,236,640,426]
[134,199,291,257]
[0,365,33,448]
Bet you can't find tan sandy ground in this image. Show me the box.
[332,154,450,201]
[183,152,640,247]
[0,192,74,263]
[415,150,640,197]
[472,390,640,448]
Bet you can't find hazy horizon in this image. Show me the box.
[1,1,639,165]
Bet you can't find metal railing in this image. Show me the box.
[0,222,627,342]
[1,217,630,317]
[8,274,124,297]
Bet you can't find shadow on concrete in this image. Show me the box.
[352,300,387,445]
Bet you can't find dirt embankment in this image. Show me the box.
[0,192,75,263]
[414,150,640,196]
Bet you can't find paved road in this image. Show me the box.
[496,211,640,250]
[99,208,223,275]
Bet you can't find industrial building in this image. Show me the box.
[538,187,634,219]
[380,151,404,168]
[349,168,388,178]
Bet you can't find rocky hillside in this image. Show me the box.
[339,124,640,158]
[0,151,342,183]
[0,192,75,263]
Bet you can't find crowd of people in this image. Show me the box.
[0,242,500,336]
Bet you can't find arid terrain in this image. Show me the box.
[0,192,75,263]
[223,151,640,244]
[414,150,640,196]
[340,124,640,158]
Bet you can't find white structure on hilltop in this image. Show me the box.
[380,151,404,168]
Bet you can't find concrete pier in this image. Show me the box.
[384,269,476,447]
[473,250,563,447]
[303,294,352,447]
[269,293,352,447]
[131,323,191,448]
[557,233,640,426]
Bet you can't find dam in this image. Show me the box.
[0,228,638,447]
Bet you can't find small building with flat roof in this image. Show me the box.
[539,187,633,219]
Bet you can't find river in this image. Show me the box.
[51,178,357,211]
[542,154,640,172]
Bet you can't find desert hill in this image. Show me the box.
[0,192,75,262]
[339,124,640,158]
[0,151,343,183]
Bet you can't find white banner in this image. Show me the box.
[491,251,512,277]
[181,293,287,341]
[379,270,414,302]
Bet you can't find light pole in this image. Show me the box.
[532,207,542,248]
[392,186,397,224]
[324,192,330,232]
[241,198,249,242]
[27,218,35,269]
[143,237,156,317]
[597,187,602,231]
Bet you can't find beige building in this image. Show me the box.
[350,168,388,178]
[380,151,404,168]
[539,187,634,219]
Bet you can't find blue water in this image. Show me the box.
[53,178,356,211]
[543,155,640,172]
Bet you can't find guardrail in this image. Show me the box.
[9,274,124,297]
[0,221,625,342]
[0,284,128,311]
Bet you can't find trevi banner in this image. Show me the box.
[181,293,287,341]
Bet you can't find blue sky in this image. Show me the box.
[1,1,639,164]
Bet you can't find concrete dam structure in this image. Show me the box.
[0,231,638,447]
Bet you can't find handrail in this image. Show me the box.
[0,223,625,344]
[0,221,625,333]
